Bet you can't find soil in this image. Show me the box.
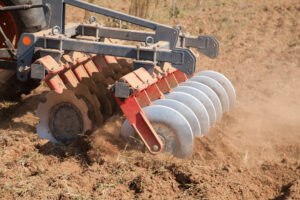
[1,0,300,199]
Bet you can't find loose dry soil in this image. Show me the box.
[0,0,300,199]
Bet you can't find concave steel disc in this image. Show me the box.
[180,81,223,122]
[197,70,236,108]
[172,86,217,126]
[120,105,194,159]
[165,91,210,135]
[153,99,201,137]
[36,90,92,144]
[73,83,103,126]
[190,75,230,113]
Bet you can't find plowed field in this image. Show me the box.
[0,0,300,199]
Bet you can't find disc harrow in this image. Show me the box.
[119,66,236,158]
[0,0,236,159]
[36,51,133,142]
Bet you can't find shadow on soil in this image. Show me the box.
[0,94,43,132]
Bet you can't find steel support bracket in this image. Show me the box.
[45,0,179,49]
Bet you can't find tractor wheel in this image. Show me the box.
[0,0,46,101]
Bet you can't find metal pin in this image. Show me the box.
[153,47,157,63]
[153,145,159,151]
[136,45,140,60]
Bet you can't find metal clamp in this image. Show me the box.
[175,24,183,33]
[89,16,97,24]
[145,36,154,47]
[52,26,61,35]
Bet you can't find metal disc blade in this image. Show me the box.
[172,86,217,126]
[120,105,194,159]
[36,109,58,143]
[190,76,230,112]
[153,99,201,137]
[144,105,194,158]
[36,90,92,144]
[120,118,139,143]
[165,91,210,135]
[73,83,103,126]
[180,81,223,122]
[197,70,236,108]
[81,77,113,116]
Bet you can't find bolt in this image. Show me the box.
[153,145,159,151]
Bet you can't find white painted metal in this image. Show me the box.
[180,81,223,122]
[197,70,236,108]
[190,76,230,112]
[153,99,201,137]
[165,91,210,135]
[173,86,217,126]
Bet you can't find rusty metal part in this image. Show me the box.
[49,102,84,142]
[84,76,113,116]
[117,58,134,75]
[73,83,103,127]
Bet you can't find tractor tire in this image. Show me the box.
[0,0,46,101]
[1,0,47,34]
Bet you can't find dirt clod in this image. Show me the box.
[129,176,144,194]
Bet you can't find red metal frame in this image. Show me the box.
[36,53,113,93]
[116,96,164,153]
[115,65,188,154]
